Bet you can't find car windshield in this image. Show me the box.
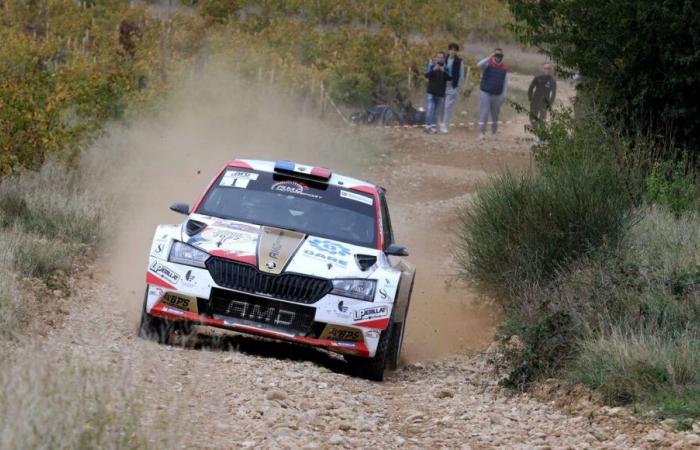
[197,168,378,248]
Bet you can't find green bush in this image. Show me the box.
[507,0,700,165]
[497,207,700,416]
[572,330,700,418]
[645,161,699,216]
[456,138,631,300]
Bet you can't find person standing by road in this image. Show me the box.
[477,48,508,140]
[424,51,452,134]
[439,43,465,134]
[528,63,557,132]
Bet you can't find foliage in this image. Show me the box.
[0,0,207,175]
[644,160,699,216]
[199,0,510,106]
[457,116,631,300]
[499,205,700,417]
[506,0,700,165]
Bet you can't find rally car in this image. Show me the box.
[139,159,415,380]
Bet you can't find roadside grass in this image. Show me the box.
[0,160,104,245]
[457,107,700,419]
[0,347,168,450]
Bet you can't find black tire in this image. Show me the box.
[346,325,393,381]
[386,319,407,371]
[138,288,175,345]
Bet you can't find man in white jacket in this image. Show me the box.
[439,43,466,134]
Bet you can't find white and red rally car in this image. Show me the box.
[139,159,415,380]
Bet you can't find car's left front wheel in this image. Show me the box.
[138,288,175,344]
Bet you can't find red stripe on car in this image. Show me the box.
[146,272,175,289]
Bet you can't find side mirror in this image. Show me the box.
[385,243,409,257]
[169,202,190,215]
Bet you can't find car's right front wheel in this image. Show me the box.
[345,325,393,381]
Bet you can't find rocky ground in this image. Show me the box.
[37,114,700,449]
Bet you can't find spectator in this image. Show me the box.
[439,42,466,134]
[424,51,452,134]
[477,48,508,140]
[528,63,557,132]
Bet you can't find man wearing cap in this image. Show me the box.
[528,63,557,130]
[477,48,508,140]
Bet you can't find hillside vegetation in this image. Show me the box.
[1,0,510,175]
[458,0,700,421]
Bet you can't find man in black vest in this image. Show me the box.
[424,51,452,134]
[439,43,465,134]
[477,48,508,140]
[528,63,557,130]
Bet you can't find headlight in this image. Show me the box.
[331,279,376,302]
[168,241,209,268]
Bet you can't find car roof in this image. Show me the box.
[231,159,380,192]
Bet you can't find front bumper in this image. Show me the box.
[145,259,392,358]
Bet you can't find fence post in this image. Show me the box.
[320,83,326,118]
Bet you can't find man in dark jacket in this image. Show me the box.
[477,48,508,140]
[528,63,557,129]
[439,42,465,134]
[424,51,452,134]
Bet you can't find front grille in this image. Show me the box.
[209,288,315,334]
[206,257,332,304]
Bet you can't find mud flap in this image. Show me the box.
[387,259,416,369]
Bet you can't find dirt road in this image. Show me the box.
[43,75,698,449]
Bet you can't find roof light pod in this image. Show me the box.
[274,160,332,181]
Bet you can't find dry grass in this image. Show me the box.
[0,346,169,450]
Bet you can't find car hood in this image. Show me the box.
[183,213,381,279]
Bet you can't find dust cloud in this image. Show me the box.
[84,64,497,362]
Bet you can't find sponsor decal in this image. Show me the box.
[270,181,322,199]
[161,293,198,314]
[210,220,260,234]
[353,305,388,322]
[303,239,352,268]
[163,306,185,316]
[320,325,363,342]
[149,261,180,284]
[155,243,165,254]
[309,238,351,257]
[337,300,348,312]
[340,190,374,206]
[201,228,250,245]
[257,227,305,274]
[379,288,388,300]
[185,270,195,282]
[148,287,164,297]
[333,341,357,348]
[221,299,297,327]
[220,170,259,188]
[303,250,348,268]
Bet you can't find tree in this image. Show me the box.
[507,0,700,164]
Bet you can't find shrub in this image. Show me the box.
[456,141,631,300]
[496,207,700,416]
[0,257,24,338]
[644,160,699,216]
[1,228,78,280]
[0,160,104,244]
[571,329,700,417]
